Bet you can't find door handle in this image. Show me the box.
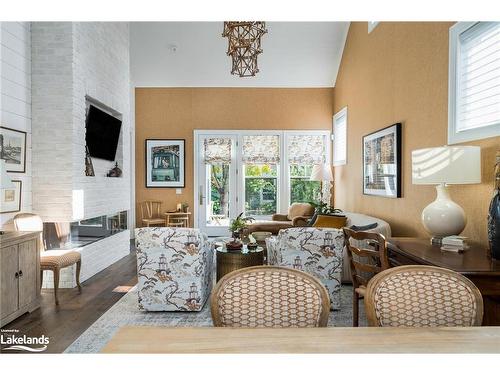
[19,270,23,277]
[15,272,19,279]
[199,185,205,205]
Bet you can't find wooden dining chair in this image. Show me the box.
[211,265,330,327]
[139,200,166,227]
[14,213,82,305]
[365,265,484,327]
[343,227,390,327]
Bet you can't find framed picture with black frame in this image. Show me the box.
[0,126,27,173]
[145,139,185,188]
[362,123,402,198]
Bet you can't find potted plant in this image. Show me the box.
[181,202,189,213]
[227,213,254,250]
[309,201,343,216]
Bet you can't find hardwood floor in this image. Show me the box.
[1,243,137,354]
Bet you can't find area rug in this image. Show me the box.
[64,285,366,353]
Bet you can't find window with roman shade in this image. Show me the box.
[242,135,280,217]
[449,22,500,144]
[204,138,232,163]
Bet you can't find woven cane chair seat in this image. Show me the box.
[211,266,330,328]
[365,265,483,327]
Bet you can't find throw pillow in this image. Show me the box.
[312,214,347,229]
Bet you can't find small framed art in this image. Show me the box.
[362,123,402,198]
[145,139,185,188]
[1,180,22,213]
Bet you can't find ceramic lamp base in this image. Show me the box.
[422,183,466,238]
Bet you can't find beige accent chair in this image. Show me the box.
[139,200,166,227]
[365,265,483,327]
[14,213,82,305]
[246,203,314,235]
[211,265,330,327]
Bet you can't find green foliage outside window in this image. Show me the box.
[290,164,320,204]
[245,164,277,216]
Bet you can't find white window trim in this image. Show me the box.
[333,107,348,166]
[448,22,500,145]
[368,22,379,34]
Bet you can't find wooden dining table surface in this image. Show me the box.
[101,326,500,353]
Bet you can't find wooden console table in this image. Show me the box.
[388,237,500,326]
[102,326,500,353]
[0,231,41,327]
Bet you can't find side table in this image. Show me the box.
[215,245,265,281]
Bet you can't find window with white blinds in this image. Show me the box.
[333,107,347,166]
[449,22,500,144]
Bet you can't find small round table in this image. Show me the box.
[214,242,265,281]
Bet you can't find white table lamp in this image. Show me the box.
[412,146,481,239]
[310,163,333,203]
[1,160,15,190]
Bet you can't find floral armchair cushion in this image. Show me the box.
[266,227,344,310]
[135,227,213,311]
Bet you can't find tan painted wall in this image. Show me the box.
[135,87,334,226]
[333,22,499,247]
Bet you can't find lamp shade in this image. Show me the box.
[0,160,15,189]
[310,163,333,182]
[412,146,481,185]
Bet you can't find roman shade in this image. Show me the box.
[242,135,280,164]
[204,138,232,164]
[287,135,326,164]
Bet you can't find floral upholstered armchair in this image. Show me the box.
[135,227,213,311]
[266,227,344,310]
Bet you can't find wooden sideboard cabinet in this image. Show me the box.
[0,231,41,327]
[388,237,500,326]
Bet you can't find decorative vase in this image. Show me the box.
[226,239,243,251]
[488,151,500,260]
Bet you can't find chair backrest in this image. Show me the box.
[139,200,162,220]
[211,265,330,327]
[287,202,314,219]
[135,226,206,252]
[365,265,484,327]
[14,213,45,251]
[343,227,390,290]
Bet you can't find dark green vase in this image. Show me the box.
[488,189,500,260]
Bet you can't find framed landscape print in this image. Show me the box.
[1,180,22,213]
[362,123,402,198]
[0,126,27,173]
[146,139,185,188]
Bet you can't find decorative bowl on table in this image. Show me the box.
[251,231,273,242]
[246,242,258,250]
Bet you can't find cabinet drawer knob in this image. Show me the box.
[15,272,19,279]
[19,270,23,277]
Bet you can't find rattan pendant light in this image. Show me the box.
[222,21,267,77]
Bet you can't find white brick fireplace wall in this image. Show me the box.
[31,22,132,287]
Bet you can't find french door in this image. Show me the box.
[194,130,330,237]
[196,134,238,236]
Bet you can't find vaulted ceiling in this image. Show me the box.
[130,22,349,87]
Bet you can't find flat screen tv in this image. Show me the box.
[85,105,122,161]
